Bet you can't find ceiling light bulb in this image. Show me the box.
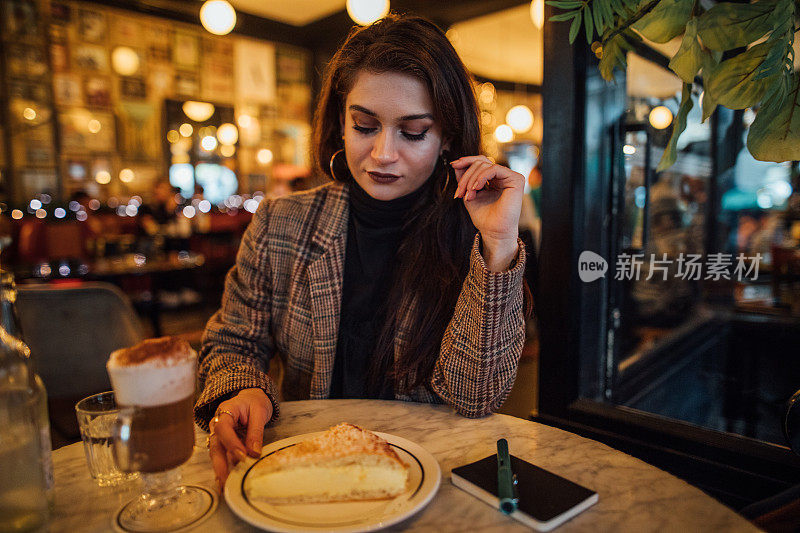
[494,124,514,143]
[119,168,135,183]
[649,106,673,129]
[201,136,218,151]
[506,105,534,133]
[111,47,140,76]
[217,123,238,145]
[200,0,236,35]
[346,0,390,26]
[182,101,215,122]
[256,148,273,165]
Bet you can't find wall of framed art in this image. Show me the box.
[0,0,313,205]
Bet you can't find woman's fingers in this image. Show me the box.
[213,413,249,465]
[208,434,229,489]
[455,161,491,199]
[451,155,491,168]
[244,403,269,457]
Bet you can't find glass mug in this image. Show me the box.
[108,345,215,532]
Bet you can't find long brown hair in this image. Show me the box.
[312,14,482,395]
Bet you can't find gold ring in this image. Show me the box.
[216,409,235,420]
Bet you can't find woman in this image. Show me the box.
[196,13,529,487]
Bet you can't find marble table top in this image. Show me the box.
[51,399,759,532]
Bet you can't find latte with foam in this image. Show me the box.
[107,337,196,473]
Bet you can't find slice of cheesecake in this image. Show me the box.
[245,423,409,504]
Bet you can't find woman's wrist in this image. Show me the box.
[480,234,519,272]
[238,387,274,417]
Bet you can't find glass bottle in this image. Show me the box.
[0,265,52,531]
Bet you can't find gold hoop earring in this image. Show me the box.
[439,152,452,197]
[329,148,345,181]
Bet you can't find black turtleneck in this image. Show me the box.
[329,176,430,399]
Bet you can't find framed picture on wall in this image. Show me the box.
[148,65,174,99]
[84,75,111,107]
[120,76,147,100]
[78,9,105,43]
[118,102,157,160]
[173,31,199,69]
[202,40,235,102]
[17,125,56,166]
[53,74,83,107]
[235,39,276,104]
[73,44,108,71]
[175,71,200,98]
[276,45,308,84]
[2,0,39,40]
[59,109,115,152]
[147,25,172,63]
[50,2,71,24]
[5,45,48,78]
[8,80,49,102]
[111,16,143,47]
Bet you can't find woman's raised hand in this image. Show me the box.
[452,155,525,271]
[207,387,272,490]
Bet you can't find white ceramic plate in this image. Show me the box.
[225,431,441,532]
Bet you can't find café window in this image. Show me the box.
[586,49,800,446]
[164,99,238,200]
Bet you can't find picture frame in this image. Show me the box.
[147,25,172,63]
[50,2,71,24]
[175,71,200,98]
[235,39,276,104]
[173,30,199,69]
[5,45,48,79]
[59,109,115,153]
[53,74,84,107]
[2,0,39,40]
[84,75,111,107]
[78,9,106,43]
[120,76,147,100]
[73,44,108,72]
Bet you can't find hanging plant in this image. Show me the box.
[549,0,798,168]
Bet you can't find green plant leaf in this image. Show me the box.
[705,41,777,109]
[746,73,800,162]
[599,0,614,29]
[657,83,694,171]
[585,5,594,43]
[549,10,581,22]
[599,33,628,80]
[592,1,604,35]
[631,0,693,43]
[546,0,585,8]
[569,9,583,42]
[696,0,777,51]
[701,53,719,121]
[669,18,704,83]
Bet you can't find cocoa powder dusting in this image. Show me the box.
[114,337,193,365]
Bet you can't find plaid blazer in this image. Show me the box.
[194,181,527,430]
